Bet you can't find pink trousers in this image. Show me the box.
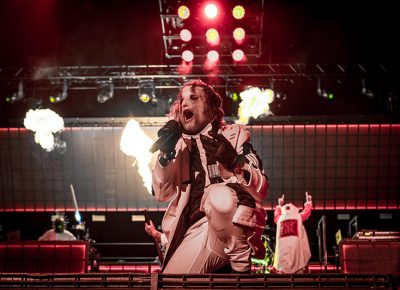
[163,184,252,273]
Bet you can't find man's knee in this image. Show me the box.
[205,184,236,215]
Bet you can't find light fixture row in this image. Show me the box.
[4,80,160,104]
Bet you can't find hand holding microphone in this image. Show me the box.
[150,120,182,165]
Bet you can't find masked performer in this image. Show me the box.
[39,213,76,241]
[273,192,312,273]
[151,80,268,273]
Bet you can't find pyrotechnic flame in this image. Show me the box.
[235,87,274,125]
[120,119,154,194]
[23,109,64,151]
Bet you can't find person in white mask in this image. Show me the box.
[273,192,313,273]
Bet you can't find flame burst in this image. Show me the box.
[23,109,64,151]
[235,87,274,125]
[120,119,154,194]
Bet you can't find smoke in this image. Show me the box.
[120,119,154,195]
[23,108,65,152]
[235,87,275,125]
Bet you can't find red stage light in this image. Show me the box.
[206,28,219,45]
[232,49,244,61]
[232,5,245,19]
[177,5,190,20]
[180,29,192,42]
[233,27,245,43]
[182,50,194,62]
[204,3,218,19]
[207,50,219,62]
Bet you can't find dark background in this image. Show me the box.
[0,0,399,122]
[1,0,399,66]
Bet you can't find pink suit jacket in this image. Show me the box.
[152,123,268,258]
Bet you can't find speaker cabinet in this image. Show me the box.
[339,238,400,274]
[0,241,88,273]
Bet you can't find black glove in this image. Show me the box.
[155,120,182,163]
[227,183,256,208]
[200,131,238,171]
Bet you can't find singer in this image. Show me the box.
[150,80,269,274]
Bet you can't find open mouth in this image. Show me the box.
[183,109,194,122]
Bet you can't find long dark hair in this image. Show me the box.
[168,80,225,127]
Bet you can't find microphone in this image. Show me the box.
[149,120,182,153]
[149,133,179,153]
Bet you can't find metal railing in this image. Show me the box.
[317,215,328,271]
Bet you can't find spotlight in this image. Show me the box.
[180,29,192,42]
[232,49,245,62]
[138,80,156,103]
[207,50,219,62]
[206,28,219,45]
[204,3,218,19]
[270,80,286,103]
[233,27,245,43]
[177,5,190,20]
[182,50,194,62]
[317,79,333,100]
[97,82,114,104]
[6,80,24,103]
[50,81,68,103]
[232,5,245,19]
[361,78,374,98]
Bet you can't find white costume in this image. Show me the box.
[39,229,76,241]
[152,122,268,273]
[273,201,312,273]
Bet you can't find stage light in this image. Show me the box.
[361,78,374,98]
[50,81,68,103]
[5,80,24,103]
[206,28,219,45]
[177,5,190,20]
[317,79,333,100]
[180,29,192,42]
[270,80,286,103]
[232,5,245,19]
[204,3,218,19]
[182,50,194,62]
[97,82,114,104]
[138,80,155,103]
[207,50,219,62]
[232,49,245,62]
[233,27,245,43]
[139,94,150,103]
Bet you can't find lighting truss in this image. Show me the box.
[0,63,394,93]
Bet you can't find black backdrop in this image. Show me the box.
[1,117,399,212]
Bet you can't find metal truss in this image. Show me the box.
[0,63,392,91]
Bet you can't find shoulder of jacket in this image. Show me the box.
[221,123,247,136]
[221,124,239,142]
[221,123,250,148]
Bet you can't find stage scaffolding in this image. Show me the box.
[0,63,392,91]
